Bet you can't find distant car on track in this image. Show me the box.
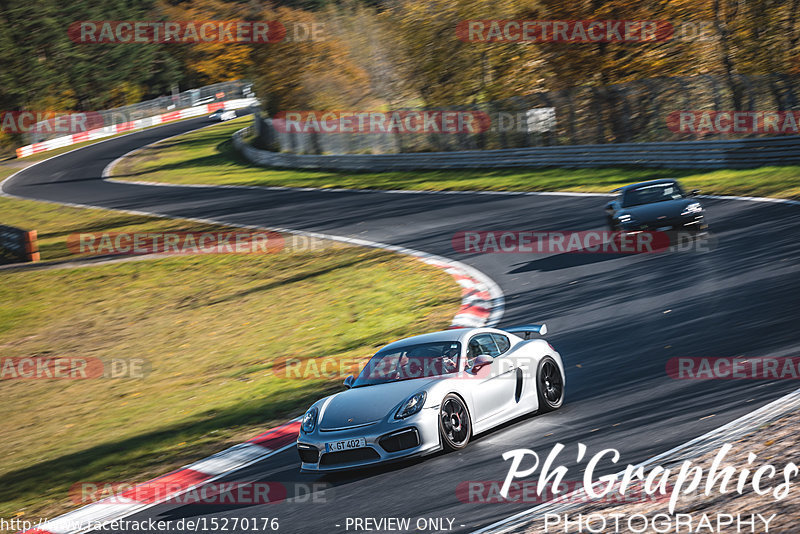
[605,179,707,233]
[296,324,564,472]
[208,108,237,122]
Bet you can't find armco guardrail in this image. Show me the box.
[235,127,800,170]
[27,80,253,144]
[16,98,257,158]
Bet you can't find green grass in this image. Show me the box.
[0,250,458,522]
[0,196,241,262]
[111,118,800,200]
[0,119,460,524]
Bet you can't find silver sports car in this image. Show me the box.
[296,324,565,471]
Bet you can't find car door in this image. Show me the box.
[466,333,517,422]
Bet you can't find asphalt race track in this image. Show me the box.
[4,117,800,533]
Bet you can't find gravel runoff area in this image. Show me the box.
[479,387,800,534]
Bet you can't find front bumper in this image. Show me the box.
[296,407,441,471]
[621,214,707,232]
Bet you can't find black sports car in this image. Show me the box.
[605,179,707,233]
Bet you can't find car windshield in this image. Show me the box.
[621,182,684,207]
[352,341,461,387]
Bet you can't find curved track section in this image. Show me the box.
[4,117,800,533]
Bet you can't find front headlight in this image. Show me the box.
[301,407,318,433]
[395,392,426,419]
[617,214,637,226]
[682,202,703,215]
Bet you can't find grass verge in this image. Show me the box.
[0,196,240,262]
[0,123,460,524]
[111,119,800,200]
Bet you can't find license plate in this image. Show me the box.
[325,437,367,452]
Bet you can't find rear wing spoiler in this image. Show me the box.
[504,324,547,339]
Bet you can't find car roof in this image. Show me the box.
[380,328,495,351]
[611,178,678,193]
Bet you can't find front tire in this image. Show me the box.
[536,357,564,412]
[439,394,472,451]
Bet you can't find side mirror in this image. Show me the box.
[604,201,615,213]
[470,354,493,373]
[690,189,701,197]
[343,375,354,389]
